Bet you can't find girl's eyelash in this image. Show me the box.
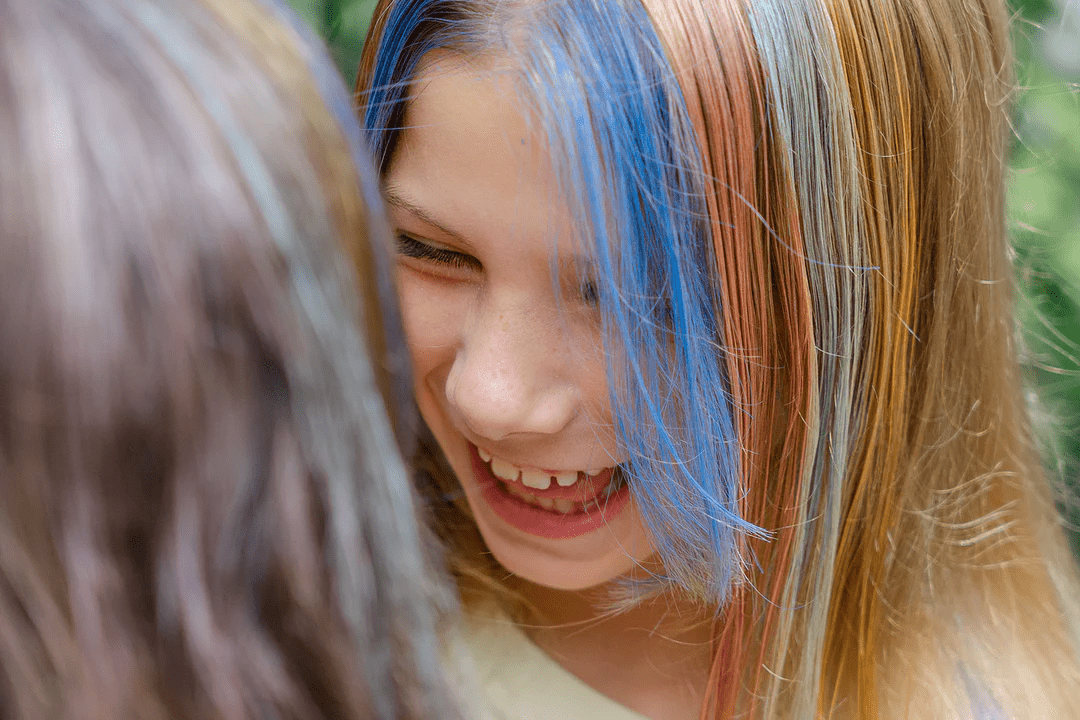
[395,233,480,271]
[396,232,597,305]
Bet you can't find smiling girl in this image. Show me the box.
[356,0,1080,718]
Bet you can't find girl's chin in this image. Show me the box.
[486,545,643,591]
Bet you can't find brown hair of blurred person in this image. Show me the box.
[0,0,458,718]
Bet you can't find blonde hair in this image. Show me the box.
[358,0,1080,716]
[653,0,1080,715]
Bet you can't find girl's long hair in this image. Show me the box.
[358,0,1080,717]
[0,0,456,718]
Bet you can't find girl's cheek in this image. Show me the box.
[582,351,618,450]
[395,268,468,360]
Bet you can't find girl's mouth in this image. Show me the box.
[468,443,633,540]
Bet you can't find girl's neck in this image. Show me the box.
[510,578,716,720]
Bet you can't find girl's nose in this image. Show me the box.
[444,306,578,442]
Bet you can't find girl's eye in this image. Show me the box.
[395,233,480,272]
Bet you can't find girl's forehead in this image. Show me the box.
[390,54,581,258]
[408,51,540,157]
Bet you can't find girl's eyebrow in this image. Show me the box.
[384,185,470,245]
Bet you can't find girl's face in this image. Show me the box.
[385,55,655,590]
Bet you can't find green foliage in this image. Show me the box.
[1012,0,1057,20]
[284,0,377,81]
[1009,0,1080,550]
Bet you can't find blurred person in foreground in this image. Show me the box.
[0,0,460,718]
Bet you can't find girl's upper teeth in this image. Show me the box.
[478,447,612,489]
[554,471,578,487]
[490,457,520,482]
[521,469,551,489]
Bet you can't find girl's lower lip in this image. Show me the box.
[468,445,632,540]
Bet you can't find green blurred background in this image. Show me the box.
[1010,0,1080,552]
[287,0,1080,552]
[285,0,376,82]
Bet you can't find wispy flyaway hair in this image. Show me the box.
[358,0,1080,717]
[0,0,457,718]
